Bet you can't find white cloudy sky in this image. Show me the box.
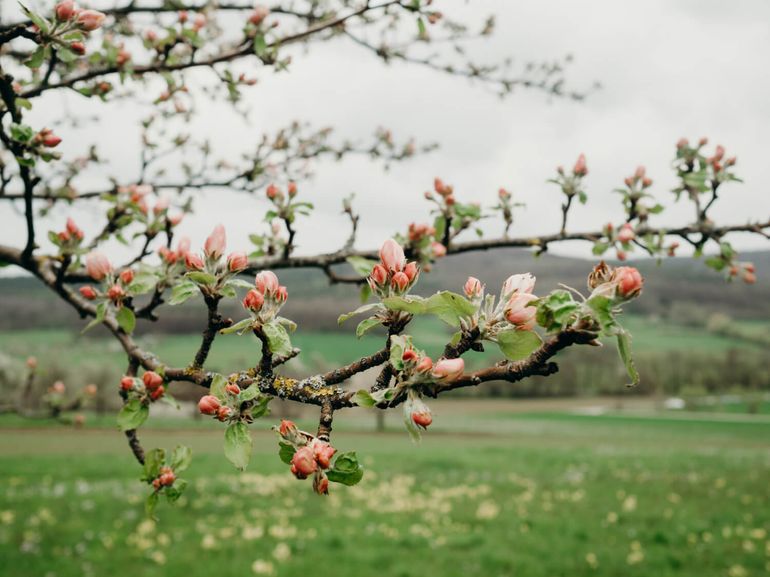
[2,0,770,269]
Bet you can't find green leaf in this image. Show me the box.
[169,280,198,305]
[337,303,381,324]
[81,301,107,333]
[116,306,136,334]
[165,478,188,503]
[128,274,158,296]
[209,373,227,400]
[145,492,159,519]
[117,399,149,431]
[616,330,640,387]
[327,452,364,486]
[170,445,192,473]
[262,321,292,357]
[143,448,165,480]
[388,334,411,371]
[20,4,49,35]
[495,330,543,361]
[353,389,377,408]
[186,271,217,285]
[356,317,382,338]
[346,256,378,277]
[425,291,477,326]
[239,385,260,402]
[25,45,46,69]
[535,290,580,332]
[225,278,255,290]
[359,283,372,304]
[224,422,252,471]
[585,295,616,333]
[219,317,253,335]
[278,441,296,465]
[382,296,427,315]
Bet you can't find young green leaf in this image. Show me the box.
[224,422,252,470]
[117,399,149,431]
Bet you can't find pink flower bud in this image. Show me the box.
[634,166,646,180]
[613,266,643,299]
[498,188,511,199]
[370,264,388,286]
[314,474,329,495]
[714,145,725,161]
[151,387,165,402]
[616,249,627,261]
[726,156,737,166]
[287,181,297,197]
[391,271,409,293]
[434,177,448,195]
[176,236,191,257]
[502,273,535,296]
[431,358,465,382]
[227,252,248,272]
[642,177,652,188]
[265,183,280,200]
[379,239,405,272]
[79,285,97,300]
[85,252,113,281]
[39,129,62,148]
[52,381,66,394]
[624,176,634,188]
[573,153,588,176]
[676,138,689,149]
[184,253,204,271]
[26,356,38,369]
[312,441,336,469]
[404,261,419,282]
[55,0,77,21]
[66,217,83,239]
[698,137,708,146]
[226,384,241,395]
[255,270,280,295]
[58,231,71,243]
[153,197,169,215]
[617,223,635,243]
[243,289,264,311]
[120,376,134,391]
[178,10,188,23]
[279,419,296,437]
[204,224,227,259]
[119,269,134,285]
[192,13,206,30]
[142,371,163,390]
[464,276,483,298]
[76,9,106,31]
[84,384,97,396]
[198,395,220,415]
[216,406,232,421]
[290,446,317,479]
[402,348,418,363]
[159,471,176,486]
[249,5,270,25]
[505,292,538,330]
[107,284,125,303]
[415,356,433,373]
[276,285,288,303]
[431,242,447,258]
[412,410,432,429]
[743,272,756,284]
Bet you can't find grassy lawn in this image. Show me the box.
[1,409,769,577]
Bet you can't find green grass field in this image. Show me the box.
[0,314,763,374]
[1,406,769,577]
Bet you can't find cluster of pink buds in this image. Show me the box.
[277,420,336,495]
[265,182,298,204]
[152,466,176,490]
[119,370,165,402]
[33,128,61,148]
[183,225,249,279]
[197,386,239,422]
[729,262,756,284]
[159,236,191,266]
[425,177,456,205]
[501,273,538,331]
[707,144,737,176]
[81,253,136,307]
[242,270,288,322]
[588,262,644,301]
[51,1,106,49]
[624,166,653,190]
[368,239,419,297]
[54,217,84,250]
[407,222,435,243]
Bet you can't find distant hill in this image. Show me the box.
[0,250,767,333]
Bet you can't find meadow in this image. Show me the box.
[1,404,769,577]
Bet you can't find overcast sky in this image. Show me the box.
[2,0,770,272]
